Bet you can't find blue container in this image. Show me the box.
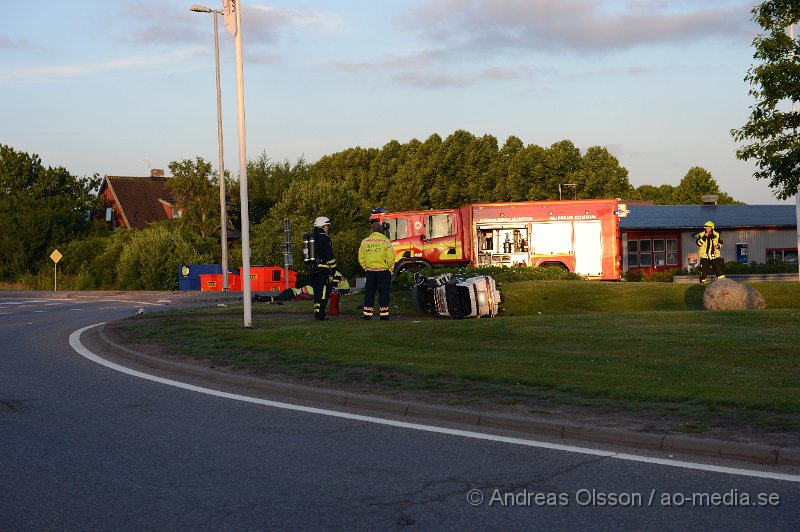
[178,264,223,290]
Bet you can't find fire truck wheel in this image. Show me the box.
[541,261,568,271]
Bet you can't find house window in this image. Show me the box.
[666,239,678,266]
[653,239,665,267]
[638,239,652,266]
[627,240,638,267]
[628,237,678,268]
[767,248,798,264]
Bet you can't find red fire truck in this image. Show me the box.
[371,198,623,280]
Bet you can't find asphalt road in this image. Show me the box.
[1,295,798,530]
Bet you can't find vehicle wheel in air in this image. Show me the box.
[411,283,435,314]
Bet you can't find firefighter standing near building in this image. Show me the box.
[696,220,726,283]
[309,216,337,320]
[359,221,395,320]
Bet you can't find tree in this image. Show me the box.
[731,1,800,199]
[250,178,369,277]
[167,157,220,238]
[531,140,582,200]
[247,151,310,224]
[629,184,676,205]
[0,145,102,281]
[571,146,633,199]
[672,166,740,205]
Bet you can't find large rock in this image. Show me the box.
[702,278,766,310]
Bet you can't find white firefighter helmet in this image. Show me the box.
[314,216,331,228]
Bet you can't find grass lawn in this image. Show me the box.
[107,281,800,431]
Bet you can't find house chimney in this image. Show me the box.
[701,194,718,205]
[150,168,165,178]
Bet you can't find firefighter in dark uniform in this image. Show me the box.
[696,220,726,283]
[311,216,337,320]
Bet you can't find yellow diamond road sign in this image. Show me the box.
[50,250,62,263]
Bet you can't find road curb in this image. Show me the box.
[94,324,793,467]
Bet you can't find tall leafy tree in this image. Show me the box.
[429,130,477,207]
[629,184,677,205]
[246,151,310,224]
[250,177,369,276]
[532,140,582,200]
[0,145,101,281]
[571,146,633,199]
[167,157,220,238]
[493,135,526,201]
[312,146,379,199]
[672,166,740,204]
[731,0,800,199]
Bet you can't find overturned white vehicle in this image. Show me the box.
[411,273,502,318]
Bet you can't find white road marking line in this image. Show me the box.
[69,323,800,483]
[100,299,166,306]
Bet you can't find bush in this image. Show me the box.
[724,260,798,274]
[116,224,216,290]
[623,270,644,282]
[645,268,682,282]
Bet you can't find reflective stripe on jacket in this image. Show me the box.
[358,232,395,271]
[313,228,337,271]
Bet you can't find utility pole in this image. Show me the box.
[791,24,799,283]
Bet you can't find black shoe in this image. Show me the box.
[379,317,390,321]
[315,316,329,321]
[360,316,372,321]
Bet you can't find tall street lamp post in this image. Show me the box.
[190,4,229,291]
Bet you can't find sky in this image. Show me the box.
[1,0,795,205]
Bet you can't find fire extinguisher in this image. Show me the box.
[330,290,340,316]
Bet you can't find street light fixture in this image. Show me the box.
[190,3,229,291]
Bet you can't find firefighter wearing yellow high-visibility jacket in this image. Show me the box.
[358,221,396,320]
[696,220,726,284]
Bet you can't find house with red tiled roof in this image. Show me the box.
[98,170,180,230]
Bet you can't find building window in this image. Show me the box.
[666,239,678,266]
[627,240,638,267]
[628,237,678,268]
[638,239,652,266]
[653,239,665,267]
[767,248,798,264]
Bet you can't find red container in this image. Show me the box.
[329,291,340,316]
[249,266,297,291]
[199,273,241,291]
